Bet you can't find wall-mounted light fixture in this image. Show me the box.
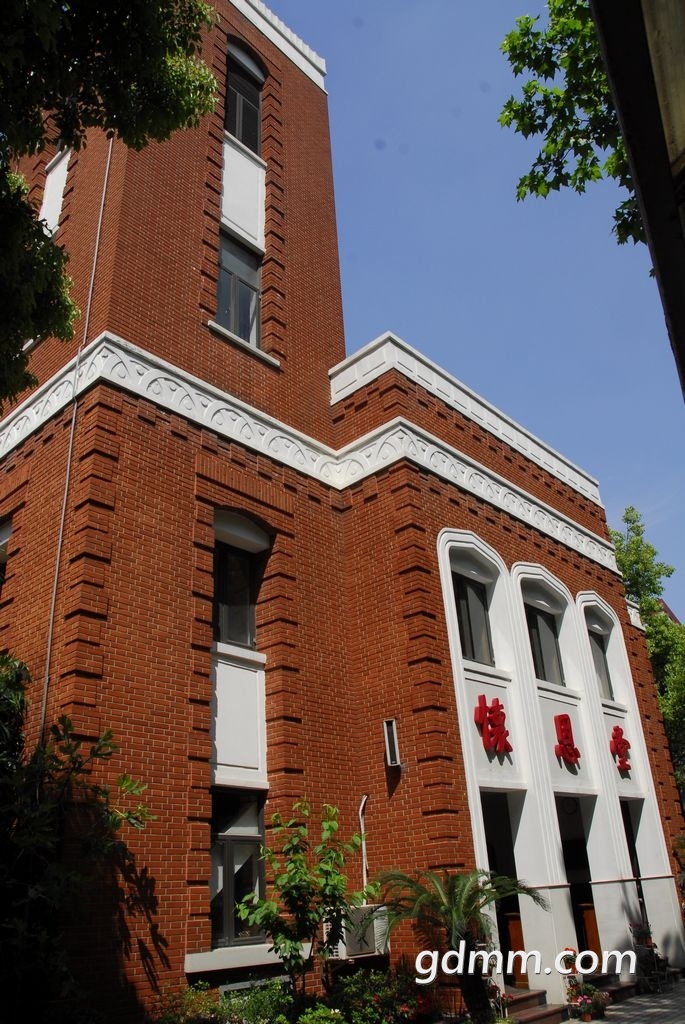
[383,718,401,768]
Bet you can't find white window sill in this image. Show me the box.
[462,660,512,685]
[185,944,280,973]
[213,641,267,668]
[536,679,580,701]
[185,941,310,974]
[223,131,268,170]
[208,320,280,368]
[600,697,628,713]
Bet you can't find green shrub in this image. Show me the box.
[152,982,223,1024]
[297,1008,348,1024]
[330,964,434,1024]
[219,980,293,1024]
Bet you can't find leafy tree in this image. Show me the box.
[610,506,685,788]
[380,868,548,1024]
[0,655,152,1014]
[237,801,377,1005]
[499,0,643,246]
[0,0,217,411]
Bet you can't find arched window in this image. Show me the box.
[225,44,265,155]
[521,580,566,687]
[584,606,614,700]
[577,594,627,703]
[440,531,514,673]
[451,550,497,666]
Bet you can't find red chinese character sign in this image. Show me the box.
[554,713,581,766]
[610,725,631,772]
[474,694,513,755]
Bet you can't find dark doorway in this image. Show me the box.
[556,796,601,957]
[481,791,524,986]
[621,799,646,923]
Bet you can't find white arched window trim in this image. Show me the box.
[575,592,630,708]
[512,564,580,694]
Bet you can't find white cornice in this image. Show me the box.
[329,332,602,506]
[0,333,617,573]
[230,0,326,89]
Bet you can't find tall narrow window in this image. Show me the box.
[39,149,70,235]
[213,511,270,649]
[214,542,264,648]
[217,235,261,346]
[0,521,10,595]
[226,45,264,155]
[453,573,494,665]
[525,603,564,686]
[210,790,265,947]
[585,608,614,700]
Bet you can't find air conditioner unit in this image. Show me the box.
[323,905,389,959]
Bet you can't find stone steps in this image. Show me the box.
[507,987,568,1024]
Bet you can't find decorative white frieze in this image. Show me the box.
[0,333,618,573]
[330,332,602,505]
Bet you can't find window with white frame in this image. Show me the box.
[448,544,507,668]
[217,234,261,347]
[210,789,265,947]
[584,606,615,701]
[522,581,565,686]
[225,45,264,156]
[39,149,70,235]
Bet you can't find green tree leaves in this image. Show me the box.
[237,801,376,1001]
[609,506,685,789]
[0,0,216,156]
[499,0,644,246]
[0,659,152,1010]
[0,0,217,412]
[380,868,548,1024]
[0,173,78,410]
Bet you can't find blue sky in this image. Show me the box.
[267,0,685,618]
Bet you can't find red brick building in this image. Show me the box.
[4,0,684,1016]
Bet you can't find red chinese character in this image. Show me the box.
[610,725,631,771]
[474,694,513,754]
[554,713,581,766]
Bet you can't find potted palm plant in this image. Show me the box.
[379,868,549,1024]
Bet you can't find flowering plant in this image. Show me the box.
[561,946,578,969]
[592,990,611,1010]
[487,978,514,1018]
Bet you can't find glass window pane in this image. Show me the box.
[210,842,226,947]
[526,605,564,685]
[538,610,564,685]
[453,573,494,665]
[236,280,258,344]
[226,68,261,154]
[231,840,263,940]
[589,630,613,700]
[217,264,233,329]
[215,544,255,646]
[226,84,238,136]
[217,236,261,342]
[240,98,260,154]
[211,792,265,948]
